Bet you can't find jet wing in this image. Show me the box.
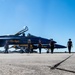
[27,33,57,43]
[33,44,67,49]
[54,44,67,48]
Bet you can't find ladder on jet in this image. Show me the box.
[15,26,28,36]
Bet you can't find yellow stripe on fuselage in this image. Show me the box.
[19,44,33,49]
[19,44,28,46]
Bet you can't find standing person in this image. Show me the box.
[30,44,33,53]
[4,40,9,53]
[67,39,73,53]
[50,39,55,54]
[27,39,31,53]
[38,40,42,54]
[22,33,25,36]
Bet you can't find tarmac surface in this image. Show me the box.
[0,53,75,75]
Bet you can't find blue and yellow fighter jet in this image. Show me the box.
[0,26,66,53]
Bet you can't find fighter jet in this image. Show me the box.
[10,34,66,53]
[0,26,66,53]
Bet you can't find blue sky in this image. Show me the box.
[0,0,75,52]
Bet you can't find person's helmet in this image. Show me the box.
[69,39,71,40]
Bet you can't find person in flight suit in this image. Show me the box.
[22,33,25,36]
[4,40,9,53]
[49,39,55,54]
[67,39,73,53]
[38,40,42,54]
[28,39,31,53]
